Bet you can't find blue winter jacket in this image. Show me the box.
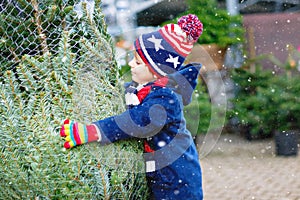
[93,63,203,200]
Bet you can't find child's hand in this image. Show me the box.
[60,119,100,149]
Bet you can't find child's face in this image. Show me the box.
[128,51,156,84]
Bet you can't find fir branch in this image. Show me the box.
[21,54,48,79]
[31,0,49,55]
[5,70,18,99]
[17,64,37,92]
[98,163,111,200]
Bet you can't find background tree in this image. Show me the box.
[186,0,244,47]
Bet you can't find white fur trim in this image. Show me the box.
[125,93,140,106]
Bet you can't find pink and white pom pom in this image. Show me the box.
[177,14,203,42]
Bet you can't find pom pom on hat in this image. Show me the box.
[178,14,203,42]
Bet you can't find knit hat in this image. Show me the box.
[134,14,203,77]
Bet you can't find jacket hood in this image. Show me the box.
[167,63,201,106]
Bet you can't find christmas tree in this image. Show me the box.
[0,1,148,199]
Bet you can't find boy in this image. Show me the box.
[61,14,204,199]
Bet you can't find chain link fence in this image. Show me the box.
[1,0,69,71]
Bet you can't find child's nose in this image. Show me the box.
[128,59,134,68]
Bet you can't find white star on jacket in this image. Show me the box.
[166,54,180,69]
[147,35,165,52]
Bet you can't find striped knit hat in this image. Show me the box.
[134,14,203,77]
